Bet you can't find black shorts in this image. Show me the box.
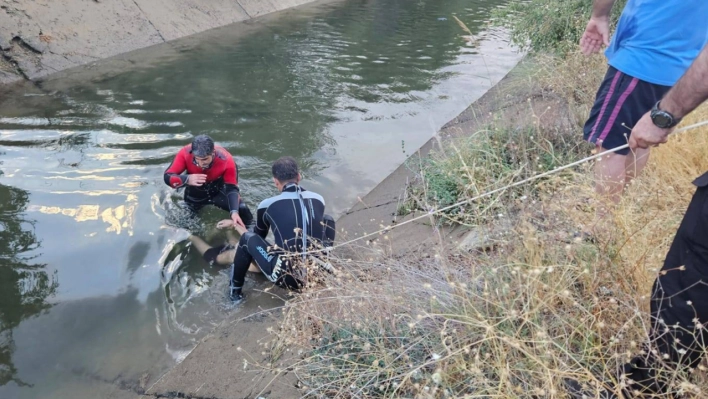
[202,244,233,265]
[583,66,670,155]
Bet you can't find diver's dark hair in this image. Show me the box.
[191,135,215,157]
[271,156,299,182]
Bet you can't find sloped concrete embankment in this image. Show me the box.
[0,0,319,85]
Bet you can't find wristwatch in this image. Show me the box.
[650,101,681,129]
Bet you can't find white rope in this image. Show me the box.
[300,119,708,258]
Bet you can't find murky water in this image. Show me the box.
[0,0,520,397]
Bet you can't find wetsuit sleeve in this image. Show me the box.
[254,207,269,239]
[223,154,238,186]
[224,184,241,214]
[164,150,188,189]
[223,153,241,213]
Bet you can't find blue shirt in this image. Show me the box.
[605,0,708,86]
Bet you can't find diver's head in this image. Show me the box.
[191,135,215,169]
[272,156,301,191]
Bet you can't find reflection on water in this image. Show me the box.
[0,0,520,397]
[0,183,59,387]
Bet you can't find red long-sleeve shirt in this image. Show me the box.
[164,145,240,211]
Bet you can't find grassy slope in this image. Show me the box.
[248,3,708,397]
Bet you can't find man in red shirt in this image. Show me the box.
[164,135,253,229]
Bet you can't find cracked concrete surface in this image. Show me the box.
[0,0,321,85]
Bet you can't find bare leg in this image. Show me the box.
[225,229,241,246]
[216,249,259,272]
[625,147,650,186]
[594,147,627,213]
[188,234,212,256]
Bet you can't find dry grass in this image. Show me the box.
[250,51,708,399]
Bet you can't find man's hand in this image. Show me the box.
[580,17,610,56]
[629,112,673,150]
[186,174,207,186]
[231,212,247,235]
[216,219,234,229]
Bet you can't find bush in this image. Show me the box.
[493,0,627,56]
[405,125,586,225]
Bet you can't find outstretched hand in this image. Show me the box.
[580,17,610,56]
[216,219,234,229]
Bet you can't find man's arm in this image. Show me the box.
[222,153,241,216]
[630,44,708,149]
[580,0,618,55]
[254,207,270,239]
[659,45,708,120]
[591,0,617,19]
[164,151,188,188]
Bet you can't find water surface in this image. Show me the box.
[0,0,520,397]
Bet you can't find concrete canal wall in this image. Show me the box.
[0,0,323,85]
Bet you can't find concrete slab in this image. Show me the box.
[0,0,325,83]
[133,0,251,41]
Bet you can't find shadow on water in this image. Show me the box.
[0,182,58,387]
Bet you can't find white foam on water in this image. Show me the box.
[107,116,148,129]
[155,121,184,127]
[0,117,51,126]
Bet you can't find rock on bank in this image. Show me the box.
[0,0,320,85]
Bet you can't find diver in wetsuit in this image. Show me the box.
[164,135,254,229]
[227,156,335,302]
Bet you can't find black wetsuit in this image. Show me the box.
[230,183,335,294]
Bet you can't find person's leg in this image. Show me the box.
[621,183,708,396]
[594,149,628,210]
[188,235,213,256]
[622,79,671,188]
[230,232,287,297]
[214,248,258,272]
[583,67,670,225]
[230,238,255,301]
[583,67,633,224]
[181,187,211,223]
[625,147,651,186]
[322,214,336,248]
[188,234,230,266]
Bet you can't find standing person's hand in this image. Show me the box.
[580,17,610,55]
[628,112,674,149]
[186,174,207,186]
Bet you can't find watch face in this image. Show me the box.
[652,111,673,128]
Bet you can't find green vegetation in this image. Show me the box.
[406,126,586,225]
[493,0,626,55]
[251,1,708,397]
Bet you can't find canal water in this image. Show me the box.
[0,0,520,397]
